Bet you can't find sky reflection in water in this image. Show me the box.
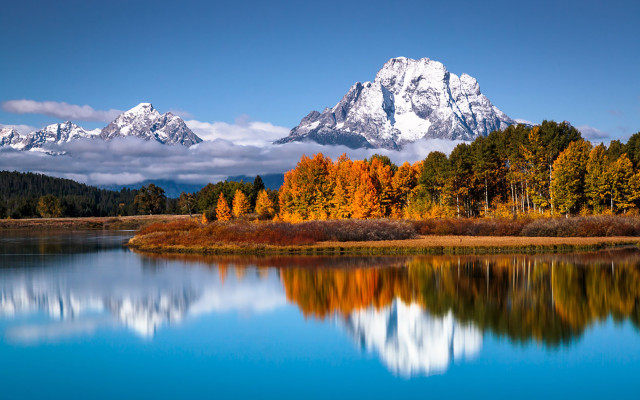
[1,232,639,399]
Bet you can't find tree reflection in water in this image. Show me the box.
[2,249,640,377]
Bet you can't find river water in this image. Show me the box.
[0,230,639,399]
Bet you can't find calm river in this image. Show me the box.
[1,231,639,399]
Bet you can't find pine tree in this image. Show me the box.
[216,193,232,221]
[255,190,275,218]
[232,189,250,218]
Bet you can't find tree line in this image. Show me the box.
[278,121,640,220]
[0,171,277,219]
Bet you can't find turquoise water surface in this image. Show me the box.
[1,231,639,399]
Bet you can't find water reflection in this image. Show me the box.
[2,237,640,378]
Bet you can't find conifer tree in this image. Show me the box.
[216,193,232,221]
[232,189,250,218]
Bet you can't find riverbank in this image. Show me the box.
[0,215,190,231]
[128,234,640,255]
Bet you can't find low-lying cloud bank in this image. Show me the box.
[0,137,461,187]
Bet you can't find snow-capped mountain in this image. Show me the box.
[100,103,202,146]
[276,57,515,149]
[343,299,482,377]
[0,103,202,152]
[21,121,101,151]
[0,127,22,148]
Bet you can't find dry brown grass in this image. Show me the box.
[317,235,640,248]
[0,215,190,231]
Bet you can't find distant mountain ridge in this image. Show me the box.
[0,103,202,152]
[276,57,515,149]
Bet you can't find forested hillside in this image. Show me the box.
[0,171,140,218]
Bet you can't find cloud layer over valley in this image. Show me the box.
[0,133,461,187]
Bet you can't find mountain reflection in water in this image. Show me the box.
[2,246,640,378]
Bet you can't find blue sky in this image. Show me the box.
[1,0,638,140]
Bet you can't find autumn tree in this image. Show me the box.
[610,154,635,213]
[551,140,591,216]
[255,189,275,218]
[232,189,250,218]
[330,154,355,219]
[351,170,382,219]
[391,162,417,217]
[585,144,610,213]
[216,193,232,221]
[37,194,62,218]
[279,153,334,221]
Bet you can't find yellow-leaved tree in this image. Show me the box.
[255,190,275,219]
[551,139,592,216]
[232,189,250,218]
[216,193,232,221]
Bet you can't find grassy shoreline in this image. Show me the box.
[0,215,190,231]
[127,235,640,256]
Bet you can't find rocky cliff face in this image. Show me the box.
[276,57,515,149]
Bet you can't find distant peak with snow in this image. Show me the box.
[0,103,202,153]
[101,103,202,146]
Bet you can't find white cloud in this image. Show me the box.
[514,118,534,126]
[185,118,290,146]
[0,136,461,187]
[0,123,36,134]
[2,100,122,122]
[577,125,611,141]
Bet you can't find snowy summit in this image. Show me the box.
[276,57,515,149]
[0,103,202,152]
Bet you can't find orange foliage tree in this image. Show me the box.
[216,193,232,221]
[232,189,250,218]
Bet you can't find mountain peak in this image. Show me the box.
[1,103,202,152]
[101,103,202,146]
[276,56,514,149]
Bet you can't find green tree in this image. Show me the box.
[418,151,449,206]
[134,184,166,215]
[178,192,197,216]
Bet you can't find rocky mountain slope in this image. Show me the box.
[276,57,515,149]
[0,103,202,152]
